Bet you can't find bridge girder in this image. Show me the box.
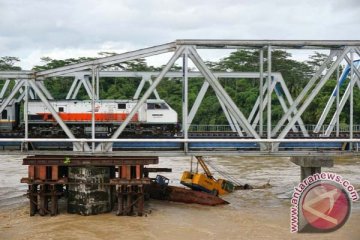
[0,40,360,155]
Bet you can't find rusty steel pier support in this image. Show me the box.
[21,165,67,216]
[21,155,158,217]
[111,165,150,216]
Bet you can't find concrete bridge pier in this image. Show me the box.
[68,166,113,215]
[290,156,334,181]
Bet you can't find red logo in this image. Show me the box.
[301,182,351,232]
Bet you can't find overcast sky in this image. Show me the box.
[0,0,359,69]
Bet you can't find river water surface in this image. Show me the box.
[0,155,359,239]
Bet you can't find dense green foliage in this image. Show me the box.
[0,56,21,71]
[1,50,359,126]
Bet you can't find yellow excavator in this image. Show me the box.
[180,156,235,196]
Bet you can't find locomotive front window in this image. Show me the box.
[118,103,126,109]
[1,110,7,119]
[147,103,168,110]
[58,107,64,112]
[160,103,168,109]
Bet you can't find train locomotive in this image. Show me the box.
[0,99,20,133]
[0,99,179,138]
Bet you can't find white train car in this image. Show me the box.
[28,99,177,124]
[26,99,178,136]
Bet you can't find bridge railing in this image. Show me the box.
[189,125,233,132]
[189,124,360,134]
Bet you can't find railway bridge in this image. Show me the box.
[1,40,360,216]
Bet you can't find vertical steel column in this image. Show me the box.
[96,67,100,100]
[259,49,264,136]
[350,51,354,149]
[24,81,29,150]
[91,67,96,151]
[336,66,340,137]
[267,46,272,139]
[183,49,189,152]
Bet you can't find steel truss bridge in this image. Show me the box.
[1,39,360,157]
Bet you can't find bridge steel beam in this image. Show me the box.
[0,79,24,114]
[18,85,34,101]
[259,49,264,136]
[250,78,299,134]
[36,81,53,99]
[183,50,189,151]
[315,54,360,135]
[1,70,291,80]
[336,66,340,137]
[323,53,360,136]
[133,77,147,100]
[187,81,209,126]
[350,51,354,149]
[217,96,243,136]
[71,79,83,99]
[83,75,94,99]
[98,46,186,152]
[272,50,339,136]
[68,75,94,99]
[28,80,90,151]
[267,45,272,139]
[24,81,29,151]
[276,75,308,136]
[16,92,25,103]
[248,75,307,136]
[66,77,80,99]
[187,46,263,145]
[176,40,360,49]
[324,73,360,136]
[147,78,161,100]
[186,80,243,136]
[277,48,350,140]
[0,79,10,99]
[37,43,177,77]
[96,66,100,100]
[133,77,161,100]
[60,71,282,79]
[91,67,96,151]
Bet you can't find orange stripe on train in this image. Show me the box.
[37,113,139,122]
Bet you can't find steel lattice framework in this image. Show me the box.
[1,39,360,156]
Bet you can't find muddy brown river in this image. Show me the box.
[0,155,359,239]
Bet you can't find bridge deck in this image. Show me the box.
[0,137,358,157]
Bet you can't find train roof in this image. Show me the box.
[28,99,167,103]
